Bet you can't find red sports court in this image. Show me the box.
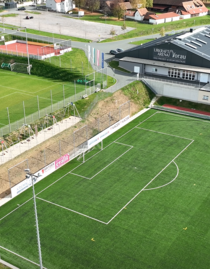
[0,40,71,59]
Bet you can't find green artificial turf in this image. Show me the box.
[1,110,210,268]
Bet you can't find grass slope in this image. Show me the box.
[1,110,210,268]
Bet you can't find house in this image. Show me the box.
[46,0,75,13]
[149,12,180,24]
[126,8,155,21]
[180,10,191,19]
[105,0,133,14]
[152,0,208,17]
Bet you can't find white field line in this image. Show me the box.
[0,112,159,221]
[69,173,91,180]
[157,111,210,124]
[0,92,17,100]
[114,141,133,147]
[144,161,179,191]
[37,197,107,225]
[0,122,6,126]
[0,197,33,222]
[71,145,132,180]
[0,246,47,269]
[106,140,194,225]
[135,127,193,141]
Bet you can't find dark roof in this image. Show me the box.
[116,26,210,62]
[153,0,188,6]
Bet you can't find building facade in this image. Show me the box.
[115,26,210,104]
[46,0,75,13]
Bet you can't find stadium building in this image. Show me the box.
[115,26,210,104]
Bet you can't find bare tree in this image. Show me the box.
[113,0,125,20]
[87,0,100,12]
[130,0,146,9]
[160,27,165,37]
[74,0,86,10]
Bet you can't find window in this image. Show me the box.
[203,95,209,101]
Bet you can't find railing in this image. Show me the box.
[152,105,210,120]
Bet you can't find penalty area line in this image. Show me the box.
[106,140,194,225]
[37,197,107,225]
[0,245,47,269]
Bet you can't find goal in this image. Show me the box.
[10,62,32,75]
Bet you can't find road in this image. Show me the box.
[0,24,207,93]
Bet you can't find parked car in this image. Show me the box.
[18,7,26,10]
[110,50,118,55]
[116,48,124,53]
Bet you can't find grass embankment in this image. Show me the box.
[121,80,155,109]
[24,11,41,15]
[77,14,210,42]
[155,96,210,113]
[108,60,131,73]
[0,263,9,269]
[130,39,154,45]
[1,13,18,17]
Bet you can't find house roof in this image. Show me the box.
[181,10,190,15]
[119,2,133,10]
[149,12,179,20]
[152,5,168,10]
[105,0,114,9]
[153,0,187,6]
[183,1,208,14]
[125,10,135,16]
[137,8,148,16]
[54,0,65,3]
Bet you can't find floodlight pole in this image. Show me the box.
[25,27,30,75]
[25,170,43,269]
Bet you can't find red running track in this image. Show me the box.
[0,42,60,56]
[163,104,210,116]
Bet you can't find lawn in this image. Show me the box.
[0,49,113,129]
[76,14,210,42]
[130,38,154,45]
[1,110,210,269]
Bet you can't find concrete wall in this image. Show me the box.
[119,60,144,74]
[145,65,168,76]
[172,16,179,21]
[198,90,210,103]
[180,14,191,19]
[144,78,199,102]
[149,18,164,24]
[135,12,144,21]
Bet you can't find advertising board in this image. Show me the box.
[153,48,187,64]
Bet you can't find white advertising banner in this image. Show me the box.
[87,115,130,149]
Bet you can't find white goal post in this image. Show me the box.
[10,63,32,75]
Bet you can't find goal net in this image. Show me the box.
[10,63,32,75]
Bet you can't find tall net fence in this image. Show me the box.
[5,101,130,196]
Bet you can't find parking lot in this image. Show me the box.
[1,9,134,41]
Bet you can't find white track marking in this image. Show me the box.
[144,161,179,191]
[135,127,193,141]
[106,140,194,225]
[0,246,47,268]
[37,197,107,225]
[114,141,133,147]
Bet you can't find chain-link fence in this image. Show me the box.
[5,101,130,197]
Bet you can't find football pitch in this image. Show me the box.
[0,69,86,127]
[1,109,210,269]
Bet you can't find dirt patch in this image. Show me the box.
[0,90,141,198]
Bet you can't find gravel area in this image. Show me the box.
[2,11,134,41]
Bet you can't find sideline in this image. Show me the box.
[0,258,19,269]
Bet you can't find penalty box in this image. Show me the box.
[36,124,193,224]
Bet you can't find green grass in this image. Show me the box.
[0,50,113,126]
[76,14,210,42]
[24,11,41,15]
[108,60,131,73]
[0,264,9,269]
[1,110,210,268]
[0,13,18,17]
[130,38,154,45]
[155,96,210,113]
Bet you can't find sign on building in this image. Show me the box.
[153,48,187,63]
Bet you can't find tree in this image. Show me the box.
[87,0,100,13]
[160,27,165,37]
[112,0,124,20]
[74,0,86,10]
[146,0,153,8]
[130,0,146,9]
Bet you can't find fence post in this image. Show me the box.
[23,101,26,124]
[7,107,11,133]
[37,96,40,119]
[74,80,76,102]
[51,90,53,113]
[63,85,65,107]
